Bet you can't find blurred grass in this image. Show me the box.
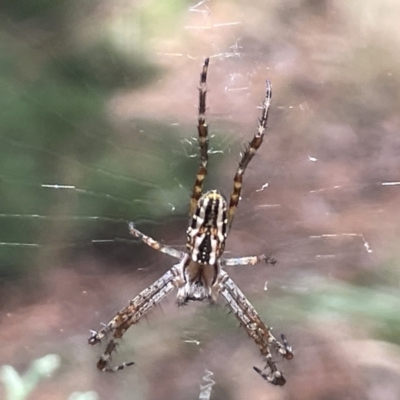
[1,353,98,400]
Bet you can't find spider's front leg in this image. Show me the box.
[190,57,210,217]
[88,265,182,371]
[218,271,293,386]
[227,79,272,230]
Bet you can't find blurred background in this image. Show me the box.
[1,0,400,399]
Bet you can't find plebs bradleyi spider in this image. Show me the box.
[89,58,293,386]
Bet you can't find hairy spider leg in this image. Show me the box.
[227,80,272,229]
[88,265,182,371]
[219,271,293,386]
[190,58,210,217]
[94,340,135,372]
[129,222,184,260]
[222,254,276,267]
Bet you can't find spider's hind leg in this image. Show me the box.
[96,339,135,372]
[218,271,293,386]
[89,266,180,371]
[253,334,293,386]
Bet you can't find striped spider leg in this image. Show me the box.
[88,58,293,384]
[219,272,293,386]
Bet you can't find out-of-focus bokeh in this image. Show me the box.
[1,0,400,399]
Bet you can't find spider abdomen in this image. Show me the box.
[177,259,219,303]
[186,190,228,265]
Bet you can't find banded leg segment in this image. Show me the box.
[218,271,292,386]
[227,80,272,229]
[190,58,210,217]
[129,222,184,260]
[222,254,276,267]
[88,266,180,371]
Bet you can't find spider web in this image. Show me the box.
[1,1,400,400]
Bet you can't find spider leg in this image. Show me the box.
[222,254,276,267]
[129,222,184,260]
[218,271,292,386]
[227,80,272,229]
[95,340,135,372]
[190,58,210,217]
[89,266,181,371]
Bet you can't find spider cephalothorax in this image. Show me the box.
[89,58,293,386]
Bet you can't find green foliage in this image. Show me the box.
[0,354,60,400]
[0,2,189,279]
[271,277,400,345]
[68,392,99,400]
[0,354,98,400]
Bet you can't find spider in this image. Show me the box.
[88,58,293,386]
